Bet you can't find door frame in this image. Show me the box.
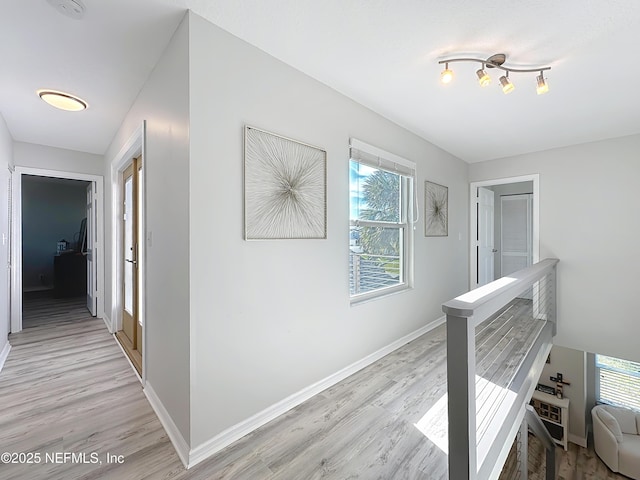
[10,167,105,333]
[110,122,146,382]
[469,174,539,290]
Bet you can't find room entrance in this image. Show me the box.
[10,167,104,333]
[470,175,539,290]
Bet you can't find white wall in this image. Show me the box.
[188,12,469,447]
[538,345,587,446]
[0,113,12,363]
[13,142,103,176]
[469,134,640,363]
[103,14,191,443]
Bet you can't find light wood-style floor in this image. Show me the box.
[1,295,185,479]
[526,434,629,480]
[22,291,90,329]
[0,296,627,479]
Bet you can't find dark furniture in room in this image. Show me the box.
[53,253,86,298]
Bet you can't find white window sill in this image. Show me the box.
[350,283,412,306]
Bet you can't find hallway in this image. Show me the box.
[0,299,628,479]
[0,298,183,479]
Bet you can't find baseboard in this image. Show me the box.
[569,433,587,448]
[0,341,11,373]
[102,313,112,333]
[187,316,445,468]
[144,381,190,468]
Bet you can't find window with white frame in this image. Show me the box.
[349,139,415,300]
[596,354,640,411]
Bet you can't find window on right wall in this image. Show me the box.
[596,354,640,411]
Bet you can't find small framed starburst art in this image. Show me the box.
[424,181,448,237]
[244,126,327,240]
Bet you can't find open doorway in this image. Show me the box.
[21,175,90,328]
[470,175,539,290]
[11,167,104,333]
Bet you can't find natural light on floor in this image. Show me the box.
[413,375,518,465]
[414,393,449,454]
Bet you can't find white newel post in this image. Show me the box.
[446,313,477,480]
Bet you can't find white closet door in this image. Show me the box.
[501,194,532,276]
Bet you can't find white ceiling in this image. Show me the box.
[2,1,640,163]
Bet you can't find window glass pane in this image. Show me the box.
[350,160,400,223]
[124,175,133,315]
[350,226,402,295]
[596,354,640,411]
[596,355,640,374]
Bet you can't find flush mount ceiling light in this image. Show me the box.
[438,53,551,95]
[37,89,88,111]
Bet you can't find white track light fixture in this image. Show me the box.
[438,53,551,95]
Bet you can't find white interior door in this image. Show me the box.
[501,194,532,276]
[477,187,495,286]
[86,182,97,316]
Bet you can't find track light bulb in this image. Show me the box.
[476,68,491,87]
[536,73,549,95]
[500,75,514,94]
[441,63,454,84]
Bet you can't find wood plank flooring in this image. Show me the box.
[526,434,629,480]
[0,295,625,479]
[22,290,90,329]
[0,295,182,480]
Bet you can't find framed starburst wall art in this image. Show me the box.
[424,181,448,237]
[244,126,327,240]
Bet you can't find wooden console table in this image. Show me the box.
[53,253,86,298]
